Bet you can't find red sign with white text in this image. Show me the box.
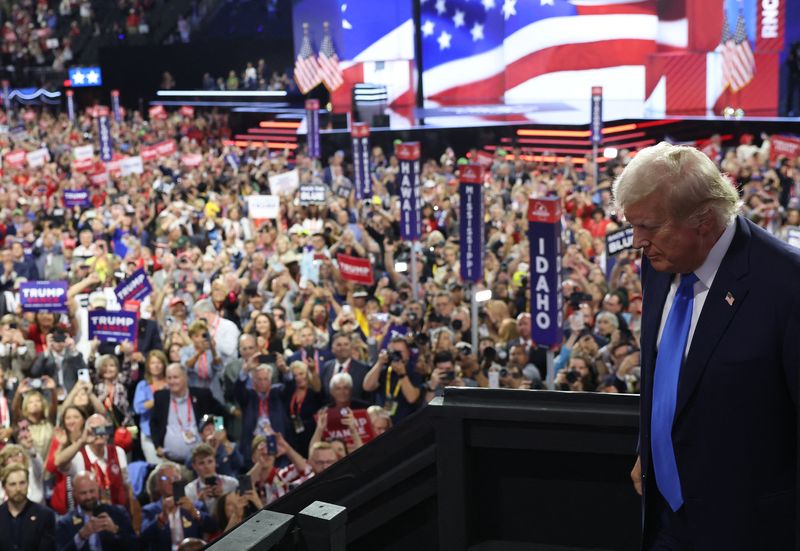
[337,254,374,285]
[770,135,800,163]
[322,407,375,447]
[527,197,562,224]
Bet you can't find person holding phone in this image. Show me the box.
[185,443,238,513]
[179,320,223,390]
[140,462,216,551]
[55,471,136,551]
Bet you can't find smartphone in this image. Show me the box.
[266,434,277,456]
[257,354,276,365]
[204,476,218,487]
[237,474,252,494]
[213,416,225,432]
[77,368,91,384]
[91,504,104,517]
[342,305,352,314]
[172,480,186,501]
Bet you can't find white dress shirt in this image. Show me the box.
[656,221,737,357]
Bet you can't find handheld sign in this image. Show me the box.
[115,268,152,304]
[88,310,138,343]
[63,189,90,208]
[605,225,635,279]
[337,254,374,285]
[298,184,327,206]
[20,281,69,312]
[528,197,563,346]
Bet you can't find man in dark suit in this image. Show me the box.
[0,463,55,551]
[55,471,136,551]
[235,362,290,461]
[286,322,332,372]
[320,332,371,403]
[616,142,800,550]
[150,364,226,464]
[29,327,87,393]
[140,462,216,551]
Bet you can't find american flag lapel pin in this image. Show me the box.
[725,292,735,306]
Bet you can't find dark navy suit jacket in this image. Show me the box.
[639,216,800,550]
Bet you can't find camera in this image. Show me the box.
[30,378,42,390]
[499,368,508,378]
[92,425,111,437]
[388,350,403,363]
[414,332,429,346]
[203,332,211,341]
[440,370,456,383]
[452,319,463,331]
[565,370,580,384]
[482,346,497,363]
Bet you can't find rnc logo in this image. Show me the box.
[527,198,561,223]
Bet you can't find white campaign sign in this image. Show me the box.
[247,195,280,220]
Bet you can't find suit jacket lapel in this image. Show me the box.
[675,217,751,419]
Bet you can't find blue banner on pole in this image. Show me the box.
[590,86,603,146]
[19,281,69,312]
[305,99,320,159]
[351,122,371,200]
[88,310,138,343]
[459,165,484,283]
[115,268,153,304]
[527,197,563,347]
[396,142,421,241]
[98,115,113,162]
[66,90,75,122]
[111,90,121,123]
[63,189,90,208]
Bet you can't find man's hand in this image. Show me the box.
[178,496,199,518]
[631,455,643,496]
[94,512,118,534]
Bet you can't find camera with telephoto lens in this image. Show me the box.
[414,332,430,346]
[388,350,403,363]
[452,319,463,331]
[482,346,497,364]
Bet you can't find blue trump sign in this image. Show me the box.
[88,310,138,343]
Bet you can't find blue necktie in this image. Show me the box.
[651,272,697,512]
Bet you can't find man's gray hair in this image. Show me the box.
[253,363,274,379]
[595,311,619,329]
[330,372,353,390]
[613,142,741,229]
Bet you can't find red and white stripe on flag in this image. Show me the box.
[319,51,344,91]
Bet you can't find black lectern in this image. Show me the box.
[214,388,641,551]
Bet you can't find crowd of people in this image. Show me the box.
[200,59,295,93]
[0,104,797,550]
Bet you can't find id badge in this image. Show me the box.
[384,399,398,416]
[183,430,197,444]
[292,415,305,434]
[256,417,272,435]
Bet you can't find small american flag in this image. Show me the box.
[294,23,322,95]
[318,22,344,92]
[721,9,755,93]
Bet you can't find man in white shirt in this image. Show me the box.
[184,443,238,513]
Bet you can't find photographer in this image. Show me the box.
[362,337,423,421]
[424,351,466,401]
[179,320,223,390]
[59,414,129,509]
[29,326,87,396]
[0,314,35,381]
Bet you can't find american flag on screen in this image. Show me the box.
[720,9,755,92]
[318,24,344,92]
[294,23,323,94]
[421,0,684,105]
